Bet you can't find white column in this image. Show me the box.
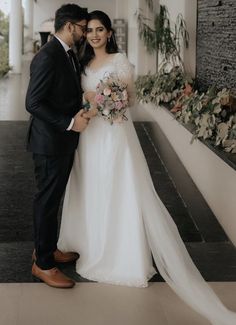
[127,0,138,71]
[24,0,34,39]
[9,0,23,74]
[127,0,159,122]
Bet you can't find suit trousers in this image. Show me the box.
[32,153,74,269]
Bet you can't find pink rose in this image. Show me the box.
[95,94,105,104]
[115,101,123,110]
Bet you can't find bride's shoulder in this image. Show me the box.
[113,52,130,63]
[113,52,134,72]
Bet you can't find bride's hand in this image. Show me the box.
[84,91,96,102]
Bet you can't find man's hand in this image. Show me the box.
[82,107,98,119]
[71,109,89,132]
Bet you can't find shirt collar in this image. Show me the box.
[54,35,71,52]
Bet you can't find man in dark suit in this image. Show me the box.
[25,4,89,288]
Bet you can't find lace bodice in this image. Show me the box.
[81,52,135,106]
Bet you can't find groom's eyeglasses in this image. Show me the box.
[73,23,87,33]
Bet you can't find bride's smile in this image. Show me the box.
[86,19,112,49]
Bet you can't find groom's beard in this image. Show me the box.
[72,32,84,48]
[74,36,86,54]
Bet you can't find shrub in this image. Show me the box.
[0,42,10,77]
[0,9,10,77]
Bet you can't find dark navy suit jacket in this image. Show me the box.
[25,37,82,155]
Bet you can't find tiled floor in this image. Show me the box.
[1,56,236,324]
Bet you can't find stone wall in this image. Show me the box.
[197,0,236,95]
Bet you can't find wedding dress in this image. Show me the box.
[58,53,236,324]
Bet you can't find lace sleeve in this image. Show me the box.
[115,53,136,107]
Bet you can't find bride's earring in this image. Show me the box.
[108,38,111,43]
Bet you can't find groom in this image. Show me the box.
[25,4,89,288]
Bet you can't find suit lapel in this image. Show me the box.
[52,37,81,91]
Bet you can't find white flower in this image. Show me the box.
[103,108,110,116]
[103,88,111,96]
[122,90,128,100]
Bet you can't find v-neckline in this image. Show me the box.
[86,53,119,73]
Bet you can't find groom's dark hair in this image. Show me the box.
[54,4,88,32]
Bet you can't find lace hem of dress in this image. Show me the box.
[77,268,157,288]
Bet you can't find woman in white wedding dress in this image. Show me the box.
[58,10,236,324]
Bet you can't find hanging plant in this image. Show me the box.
[136,1,189,69]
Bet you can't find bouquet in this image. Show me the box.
[94,73,129,124]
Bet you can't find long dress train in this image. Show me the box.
[58,53,236,324]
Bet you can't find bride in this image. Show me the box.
[58,10,236,324]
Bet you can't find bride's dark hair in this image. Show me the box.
[78,10,119,72]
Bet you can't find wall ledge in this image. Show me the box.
[142,103,236,246]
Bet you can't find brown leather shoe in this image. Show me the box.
[32,249,79,263]
[32,262,75,288]
[54,249,79,263]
